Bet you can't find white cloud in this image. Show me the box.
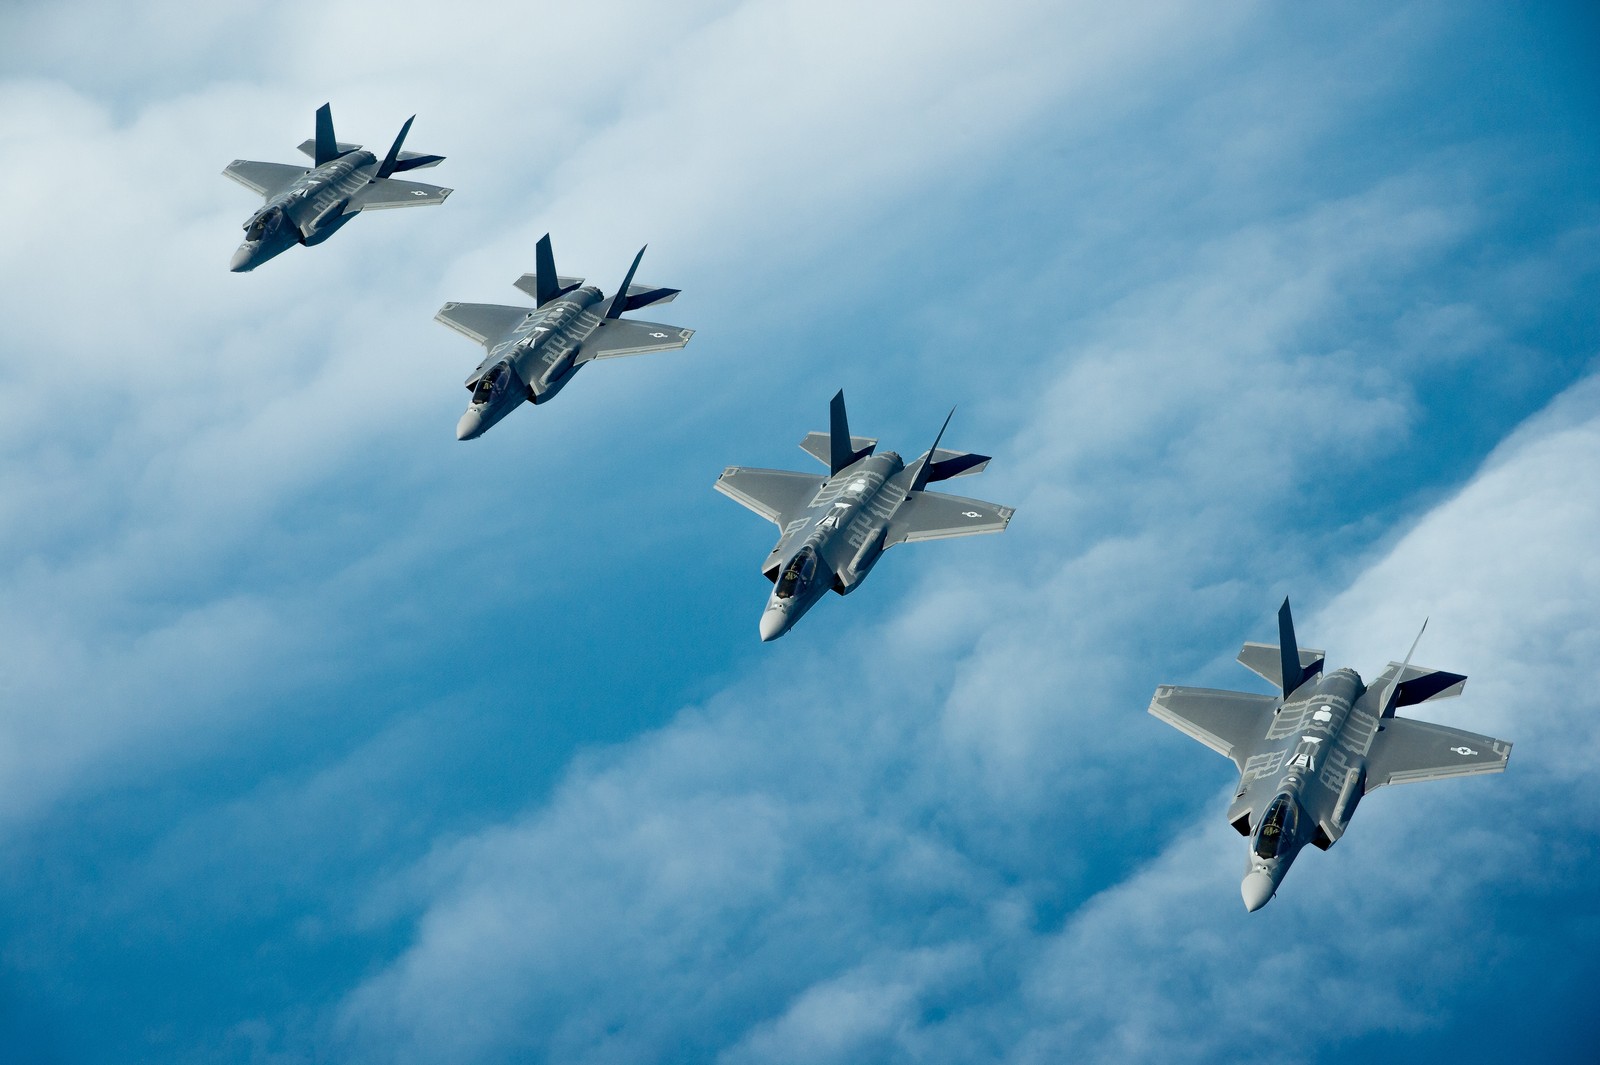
[0,0,1242,824]
[321,141,1600,1065]
[332,359,1600,1064]
[1,2,1596,1061]
[998,376,1600,1065]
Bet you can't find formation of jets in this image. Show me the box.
[221,103,1514,912]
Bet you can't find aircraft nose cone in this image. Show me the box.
[758,609,788,642]
[456,410,483,441]
[229,245,254,272]
[1241,872,1276,912]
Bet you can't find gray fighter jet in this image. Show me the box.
[716,391,1015,641]
[436,235,693,440]
[1149,599,1511,911]
[223,103,450,272]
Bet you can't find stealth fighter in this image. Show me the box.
[223,104,450,272]
[1149,599,1512,911]
[436,235,693,440]
[716,391,1014,641]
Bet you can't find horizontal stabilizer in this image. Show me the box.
[924,447,991,481]
[435,302,532,347]
[513,273,586,304]
[392,151,444,171]
[1364,717,1511,791]
[1370,662,1467,708]
[1237,641,1325,691]
[799,432,878,468]
[620,284,680,312]
[297,139,362,161]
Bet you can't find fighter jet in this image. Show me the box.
[223,103,450,272]
[435,234,693,440]
[1149,599,1512,912]
[716,391,1015,641]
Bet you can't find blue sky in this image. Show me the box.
[0,1,1597,1062]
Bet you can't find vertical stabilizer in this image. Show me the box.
[1278,598,1310,699]
[517,234,583,306]
[799,394,875,470]
[1380,619,1429,718]
[606,247,647,319]
[908,408,956,493]
[314,103,339,166]
[829,391,856,474]
[535,234,562,305]
[375,115,414,180]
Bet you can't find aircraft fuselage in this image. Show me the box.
[231,152,378,271]
[757,451,912,641]
[454,286,612,440]
[1234,668,1388,910]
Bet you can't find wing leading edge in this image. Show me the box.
[1149,685,1279,771]
[347,178,452,211]
[715,468,823,528]
[222,160,309,199]
[435,302,532,347]
[577,319,694,362]
[884,490,1014,545]
[1364,717,1511,790]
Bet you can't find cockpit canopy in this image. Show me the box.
[1253,794,1299,860]
[775,547,817,600]
[471,363,509,405]
[244,207,283,242]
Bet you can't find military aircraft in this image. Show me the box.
[435,235,693,440]
[716,391,1015,641]
[1149,599,1512,911]
[223,103,450,272]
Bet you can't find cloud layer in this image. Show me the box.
[1,2,1597,1062]
[335,362,1600,1065]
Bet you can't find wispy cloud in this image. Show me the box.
[1,2,1596,1062]
[0,0,1241,825]
[334,365,1600,1065]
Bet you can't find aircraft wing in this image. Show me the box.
[435,302,533,347]
[715,467,823,527]
[883,489,1014,545]
[576,319,694,363]
[1149,685,1279,771]
[1363,717,1512,791]
[346,178,452,211]
[222,159,309,198]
